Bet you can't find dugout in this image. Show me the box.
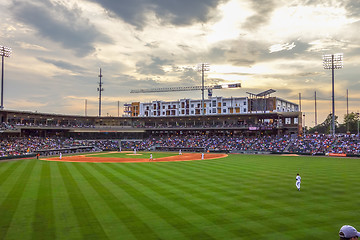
[36,146,94,156]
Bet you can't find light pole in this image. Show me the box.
[323,53,343,136]
[0,45,11,110]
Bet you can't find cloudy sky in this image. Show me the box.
[1,0,360,126]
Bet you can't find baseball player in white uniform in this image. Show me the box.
[296,173,301,191]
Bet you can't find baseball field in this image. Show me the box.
[1,152,359,239]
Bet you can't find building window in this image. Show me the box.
[223,109,226,113]
[223,102,227,106]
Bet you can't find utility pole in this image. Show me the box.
[198,63,210,115]
[314,91,317,126]
[118,100,120,117]
[347,89,349,132]
[97,68,104,117]
[85,99,87,116]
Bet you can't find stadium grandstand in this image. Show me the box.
[0,91,359,160]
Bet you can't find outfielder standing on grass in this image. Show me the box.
[149,153,153,161]
[296,173,301,191]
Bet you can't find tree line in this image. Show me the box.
[308,112,360,134]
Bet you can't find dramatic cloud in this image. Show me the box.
[242,0,278,31]
[86,0,227,29]
[10,0,112,56]
[136,56,173,75]
[2,0,360,124]
[37,57,86,73]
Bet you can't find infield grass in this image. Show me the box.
[1,153,360,239]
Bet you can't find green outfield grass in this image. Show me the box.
[89,151,177,159]
[1,154,360,239]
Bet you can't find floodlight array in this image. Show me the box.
[0,45,12,58]
[323,53,343,69]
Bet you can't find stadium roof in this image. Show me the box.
[246,89,276,97]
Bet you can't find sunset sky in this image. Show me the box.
[1,0,360,126]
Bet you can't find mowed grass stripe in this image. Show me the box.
[112,163,240,239]
[129,162,239,211]
[72,163,160,240]
[4,160,43,240]
[132,161,276,234]
[0,160,24,186]
[0,160,36,239]
[51,163,83,239]
[32,161,56,239]
[1,154,360,239]
[124,163,244,237]
[89,163,190,239]
[93,163,218,240]
[57,163,109,239]
[132,161,241,202]
[125,158,310,238]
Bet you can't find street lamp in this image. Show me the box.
[323,53,343,136]
[0,45,12,110]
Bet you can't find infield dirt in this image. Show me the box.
[42,152,228,163]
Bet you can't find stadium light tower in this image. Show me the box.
[197,63,210,115]
[0,45,11,110]
[323,53,343,135]
[97,68,104,117]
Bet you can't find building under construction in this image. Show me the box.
[124,90,298,118]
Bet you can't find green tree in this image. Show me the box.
[343,112,360,134]
[308,113,338,134]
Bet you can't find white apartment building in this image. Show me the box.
[124,96,299,117]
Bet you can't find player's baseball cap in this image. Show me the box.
[339,225,360,238]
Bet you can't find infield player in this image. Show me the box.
[296,173,301,191]
[149,153,153,161]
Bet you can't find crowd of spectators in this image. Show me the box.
[0,134,359,157]
[1,121,280,130]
